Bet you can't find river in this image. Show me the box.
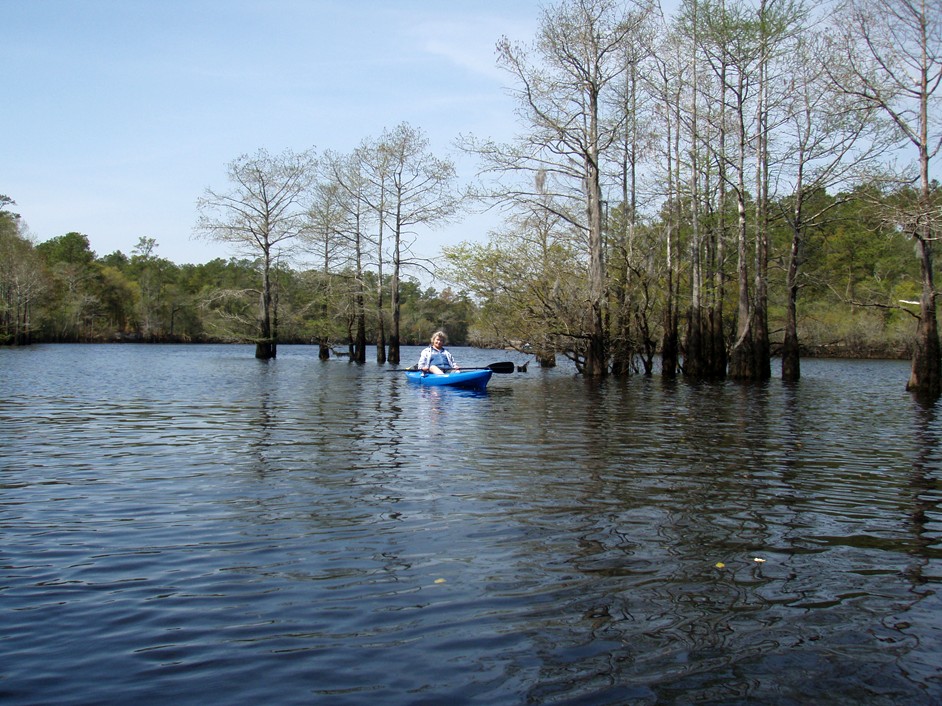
[1,344,940,705]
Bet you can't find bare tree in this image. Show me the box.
[306,162,349,359]
[705,3,731,380]
[465,0,650,375]
[656,0,736,380]
[646,27,685,377]
[678,0,805,381]
[707,0,765,380]
[607,2,658,376]
[778,29,890,381]
[829,0,942,397]
[321,149,373,363]
[355,135,393,364]
[378,122,460,365]
[195,148,316,359]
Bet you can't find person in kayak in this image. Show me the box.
[417,330,460,374]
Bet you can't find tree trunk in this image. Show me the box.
[662,302,679,379]
[662,72,680,380]
[375,194,387,364]
[256,340,276,359]
[662,178,679,378]
[388,219,401,365]
[684,0,706,379]
[711,35,729,380]
[753,22,772,382]
[256,253,276,360]
[907,238,941,397]
[728,117,752,379]
[352,232,367,364]
[685,306,704,377]
[354,289,367,364]
[375,308,386,364]
[727,210,751,378]
[907,78,940,397]
[709,304,727,378]
[584,94,607,378]
[782,224,801,382]
[612,60,640,378]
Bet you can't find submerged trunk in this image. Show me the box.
[255,252,276,360]
[388,225,401,366]
[782,220,801,382]
[353,228,367,364]
[727,197,752,379]
[375,202,387,365]
[581,69,608,378]
[907,108,941,397]
[752,13,772,382]
[662,312,679,379]
[375,311,386,364]
[354,289,367,364]
[709,304,727,378]
[584,164,607,376]
[685,306,706,377]
[662,218,679,379]
[907,237,941,397]
[662,262,679,379]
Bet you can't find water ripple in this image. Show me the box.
[1,346,940,704]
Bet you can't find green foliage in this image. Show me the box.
[443,220,590,358]
[0,210,44,344]
[781,188,921,353]
[398,281,475,344]
[36,231,96,266]
[8,227,477,347]
[3,174,926,357]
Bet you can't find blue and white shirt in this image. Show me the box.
[417,345,458,371]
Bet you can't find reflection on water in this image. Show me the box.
[1,345,940,705]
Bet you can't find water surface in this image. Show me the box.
[1,345,940,704]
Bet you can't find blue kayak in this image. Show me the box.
[405,369,493,390]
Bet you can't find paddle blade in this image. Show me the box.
[487,361,515,374]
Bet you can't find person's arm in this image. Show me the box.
[417,347,432,372]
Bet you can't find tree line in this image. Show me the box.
[1,120,471,360]
[3,0,941,397]
[0,223,475,354]
[443,0,941,397]
[0,183,923,370]
[192,122,461,362]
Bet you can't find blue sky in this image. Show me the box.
[4,0,550,276]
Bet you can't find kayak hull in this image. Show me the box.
[405,369,492,390]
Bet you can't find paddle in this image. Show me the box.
[450,361,515,374]
[399,361,515,374]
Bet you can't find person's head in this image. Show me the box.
[431,330,447,348]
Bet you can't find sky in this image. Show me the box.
[3,0,556,281]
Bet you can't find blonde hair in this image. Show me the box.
[431,330,448,344]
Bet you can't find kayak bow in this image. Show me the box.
[405,368,493,390]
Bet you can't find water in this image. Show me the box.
[1,344,940,705]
